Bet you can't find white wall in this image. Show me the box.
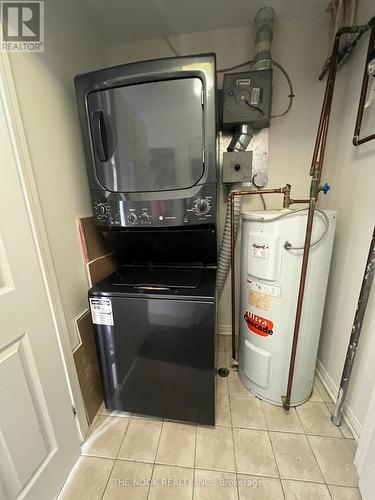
[9,0,107,349]
[107,16,329,332]
[318,0,375,435]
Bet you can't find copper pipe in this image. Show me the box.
[353,24,375,146]
[282,26,362,410]
[230,185,291,362]
[289,199,310,205]
[318,18,374,81]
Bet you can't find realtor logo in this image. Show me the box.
[1,1,44,51]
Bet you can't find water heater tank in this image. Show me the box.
[239,209,336,406]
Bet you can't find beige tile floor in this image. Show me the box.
[58,335,362,500]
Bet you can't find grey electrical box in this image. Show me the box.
[222,151,253,184]
[222,69,272,130]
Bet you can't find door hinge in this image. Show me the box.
[201,89,204,107]
[202,149,205,165]
[72,406,77,418]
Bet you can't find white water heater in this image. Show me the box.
[239,209,336,406]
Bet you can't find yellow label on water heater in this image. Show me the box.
[248,289,272,311]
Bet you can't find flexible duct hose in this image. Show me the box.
[217,188,242,295]
[217,125,253,297]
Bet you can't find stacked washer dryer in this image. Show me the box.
[75,55,217,425]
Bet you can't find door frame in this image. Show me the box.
[0,51,88,440]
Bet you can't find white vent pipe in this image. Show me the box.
[217,7,275,297]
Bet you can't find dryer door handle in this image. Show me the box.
[92,111,108,162]
[135,286,171,291]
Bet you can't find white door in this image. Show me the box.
[0,75,81,498]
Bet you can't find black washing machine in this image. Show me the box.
[89,262,216,425]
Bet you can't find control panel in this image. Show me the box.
[127,210,153,225]
[91,184,216,228]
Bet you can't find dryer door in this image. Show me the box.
[87,78,204,193]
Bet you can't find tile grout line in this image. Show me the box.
[99,415,131,500]
[326,483,335,500]
[228,387,241,500]
[269,401,328,489]
[305,433,359,489]
[213,421,352,440]
[305,432,329,488]
[192,425,198,500]
[261,399,286,500]
[294,403,307,435]
[146,419,164,500]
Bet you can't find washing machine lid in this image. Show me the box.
[111,265,202,289]
[89,265,216,300]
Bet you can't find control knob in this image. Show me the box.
[140,213,152,224]
[194,198,211,216]
[95,203,107,216]
[128,213,138,224]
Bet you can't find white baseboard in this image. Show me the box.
[316,359,362,441]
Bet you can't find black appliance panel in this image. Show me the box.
[90,283,215,425]
[103,227,217,267]
[88,78,204,193]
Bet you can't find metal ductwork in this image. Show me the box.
[227,5,275,153]
[227,124,253,152]
[252,6,275,70]
[217,7,275,298]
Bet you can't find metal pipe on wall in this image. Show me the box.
[282,23,371,411]
[332,225,375,426]
[353,20,375,146]
[227,124,253,153]
[252,6,275,71]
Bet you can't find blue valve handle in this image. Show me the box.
[322,182,330,194]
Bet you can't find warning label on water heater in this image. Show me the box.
[249,290,272,311]
[251,243,269,260]
[89,298,114,326]
[247,280,282,298]
[244,311,274,337]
